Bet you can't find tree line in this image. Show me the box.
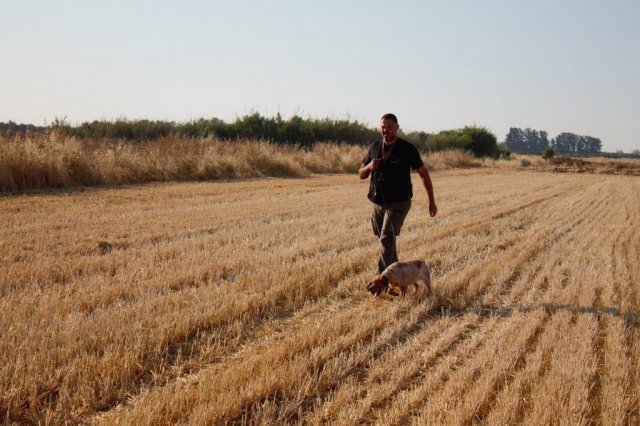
[505,127,603,155]
[0,114,504,157]
[0,115,379,148]
[0,121,46,133]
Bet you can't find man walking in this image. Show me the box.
[359,113,437,273]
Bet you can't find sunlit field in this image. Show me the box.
[1,169,639,424]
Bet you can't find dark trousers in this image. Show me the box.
[371,200,411,273]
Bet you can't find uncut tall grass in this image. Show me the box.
[0,133,363,191]
[0,133,483,192]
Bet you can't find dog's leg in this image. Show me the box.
[422,270,432,296]
[388,283,400,297]
[423,280,431,296]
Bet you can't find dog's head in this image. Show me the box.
[367,274,389,296]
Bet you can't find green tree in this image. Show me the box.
[505,127,549,154]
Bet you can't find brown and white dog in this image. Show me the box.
[367,260,432,297]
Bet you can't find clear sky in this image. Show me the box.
[2,0,639,152]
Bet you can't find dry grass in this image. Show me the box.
[4,132,636,193]
[0,133,368,192]
[1,134,500,193]
[422,149,483,170]
[1,167,639,424]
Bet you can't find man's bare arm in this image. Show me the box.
[416,166,437,217]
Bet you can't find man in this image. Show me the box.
[359,113,437,273]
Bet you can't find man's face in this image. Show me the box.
[380,118,399,143]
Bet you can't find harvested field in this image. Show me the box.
[1,169,639,424]
[515,154,640,176]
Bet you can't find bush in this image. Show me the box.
[425,126,499,157]
[520,159,531,168]
[460,126,499,157]
[542,147,555,159]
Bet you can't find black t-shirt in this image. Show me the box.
[362,138,424,204]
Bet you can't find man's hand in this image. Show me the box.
[359,159,382,179]
[429,203,438,217]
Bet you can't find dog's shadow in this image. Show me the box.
[368,290,640,328]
